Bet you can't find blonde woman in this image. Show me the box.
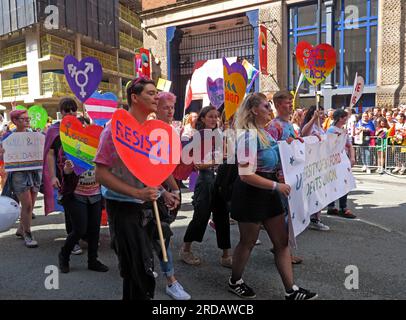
[228,93,317,300]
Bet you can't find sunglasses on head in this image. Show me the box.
[129,76,151,88]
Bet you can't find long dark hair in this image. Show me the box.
[196,106,218,131]
[301,105,324,130]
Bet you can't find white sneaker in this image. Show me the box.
[392,167,401,173]
[310,220,330,231]
[71,244,83,255]
[166,281,191,300]
[361,165,367,172]
[24,232,38,248]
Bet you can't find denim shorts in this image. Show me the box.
[11,170,42,195]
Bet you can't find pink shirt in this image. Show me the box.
[94,123,144,203]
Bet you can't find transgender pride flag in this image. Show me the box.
[84,91,118,127]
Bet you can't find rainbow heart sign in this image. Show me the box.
[223,58,248,120]
[63,55,103,103]
[60,115,103,175]
[206,77,224,109]
[84,92,118,126]
[28,105,48,130]
[111,109,181,187]
[295,41,336,86]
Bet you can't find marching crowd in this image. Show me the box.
[0,77,405,301]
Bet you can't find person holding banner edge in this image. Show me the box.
[301,106,330,231]
[326,109,356,219]
[266,90,305,265]
[229,92,317,300]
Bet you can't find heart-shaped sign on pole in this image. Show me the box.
[206,77,224,109]
[84,91,118,126]
[28,105,48,130]
[111,109,181,187]
[64,55,103,103]
[223,58,248,120]
[60,115,103,175]
[112,109,181,263]
[295,41,336,87]
[350,73,364,108]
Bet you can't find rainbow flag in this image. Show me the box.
[60,116,103,175]
[84,92,118,127]
[387,124,396,137]
[242,60,260,93]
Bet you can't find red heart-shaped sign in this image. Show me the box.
[296,41,336,86]
[111,109,181,187]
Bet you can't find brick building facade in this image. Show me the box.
[140,0,406,117]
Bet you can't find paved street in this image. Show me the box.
[0,170,405,300]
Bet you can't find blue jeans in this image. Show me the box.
[361,148,371,167]
[158,239,174,278]
[328,194,348,210]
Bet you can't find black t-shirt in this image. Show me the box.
[50,136,62,181]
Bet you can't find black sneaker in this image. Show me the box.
[58,252,70,273]
[88,260,109,272]
[285,285,318,300]
[228,278,256,299]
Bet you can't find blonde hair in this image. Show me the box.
[234,92,270,147]
[273,90,294,107]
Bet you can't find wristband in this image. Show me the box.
[172,190,181,194]
[272,182,279,191]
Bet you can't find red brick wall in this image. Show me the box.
[142,0,176,11]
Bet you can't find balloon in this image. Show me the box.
[15,105,27,111]
[28,105,48,130]
[0,196,20,233]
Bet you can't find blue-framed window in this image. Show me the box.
[288,0,378,90]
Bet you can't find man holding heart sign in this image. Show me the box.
[94,77,181,300]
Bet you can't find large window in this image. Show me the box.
[336,0,378,86]
[288,0,378,90]
[288,2,326,90]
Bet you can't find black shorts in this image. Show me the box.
[231,172,284,223]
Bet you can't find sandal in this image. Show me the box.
[179,250,201,265]
[339,208,356,219]
[220,256,233,268]
[291,255,303,265]
[327,208,339,215]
